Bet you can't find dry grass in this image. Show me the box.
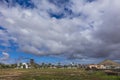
[0,68,120,80]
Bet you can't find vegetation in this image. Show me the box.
[0,63,17,69]
[0,60,119,80]
[0,68,119,80]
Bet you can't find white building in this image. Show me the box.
[21,63,29,69]
[17,63,29,69]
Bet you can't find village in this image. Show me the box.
[0,59,120,70]
[16,59,120,70]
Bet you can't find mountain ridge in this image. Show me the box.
[99,59,120,66]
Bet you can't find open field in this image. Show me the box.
[0,69,120,80]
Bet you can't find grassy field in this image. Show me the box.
[0,68,120,80]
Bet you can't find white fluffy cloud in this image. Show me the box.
[0,52,10,61]
[0,0,120,60]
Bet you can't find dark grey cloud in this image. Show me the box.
[92,0,120,59]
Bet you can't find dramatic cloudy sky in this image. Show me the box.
[0,0,120,64]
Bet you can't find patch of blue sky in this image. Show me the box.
[86,0,96,3]
[49,8,73,19]
[8,40,18,51]
[0,0,35,8]
[49,12,65,19]
[38,56,64,64]
[48,0,73,19]
[14,0,35,8]
[49,0,70,6]
[0,26,6,30]
[0,45,7,51]
[6,51,38,63]
[7,51,65,64]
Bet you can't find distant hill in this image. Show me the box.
[99,60,120,66]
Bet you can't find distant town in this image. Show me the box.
[0,59,120,71]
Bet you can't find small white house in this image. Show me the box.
[21,63,29,69]
[17,63,29,69]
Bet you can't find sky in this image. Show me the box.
[0,0,120,64]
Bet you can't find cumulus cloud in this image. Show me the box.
[0,0,120,60]
[0,52,10,61]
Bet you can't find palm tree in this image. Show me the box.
[57,62,61,68]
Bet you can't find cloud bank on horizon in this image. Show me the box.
[0,0,120,60]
